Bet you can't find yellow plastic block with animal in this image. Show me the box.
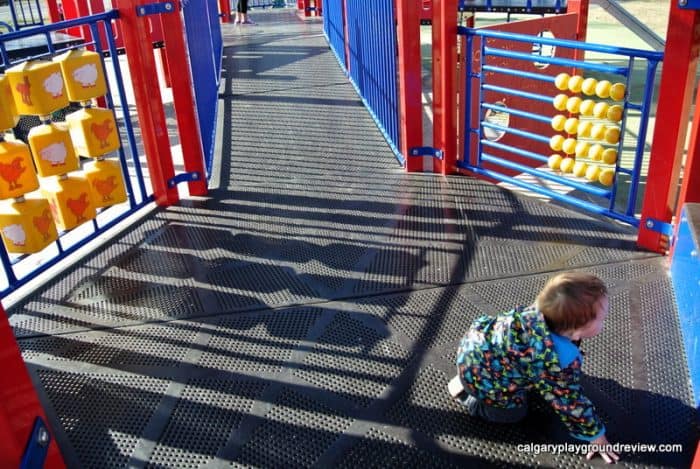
[0,139,39,199]
[41,175,96,231]
[0,75,19,131]
[53,49,107,103]
[0,196,57,254]
[84,159,127,208]
[28,122,79,177]
[66,107,120,157]
[6,60,69,117]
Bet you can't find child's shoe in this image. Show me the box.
[448,375,465,398]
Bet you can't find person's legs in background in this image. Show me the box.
[237,0,254,24]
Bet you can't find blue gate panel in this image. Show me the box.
[671,203,700,407]
[184,0,223,177]
[344,0,401,162]
[323,0,346,69]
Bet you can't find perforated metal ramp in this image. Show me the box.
[9,9,697,468]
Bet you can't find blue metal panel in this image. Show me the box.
[460,27,663,227]
[671,204,700,407]
[344,0,401,163]
[183,0,222,177]
[323,0,346,70]
[0,11,157,297]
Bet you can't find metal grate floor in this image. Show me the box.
[9,9,697,468]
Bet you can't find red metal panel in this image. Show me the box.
[115,0,179,205]
[159,3,208,196]
[0,304,65,467]
[638,4,700,253]
[464,14,578,178]
[677,84,700,209]
[432,0,459,174]
[396,0,423,172]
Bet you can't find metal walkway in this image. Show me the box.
[8,9,697,468]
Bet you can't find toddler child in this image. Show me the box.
[449,272,620,463]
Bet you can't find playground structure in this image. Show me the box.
[0,0,698,466]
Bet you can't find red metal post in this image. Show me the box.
[158,3,208,196]
[0,304,65,467]
[45,0,62,23]
[432,0,458,174]
[566,0,589,42]
[675,78,700,211]
[396,0,423,172]
[316,0,322,15]
[303,0,311,17]
[115,0,179,205]
[638,3,700,253]
[219,0,231,23]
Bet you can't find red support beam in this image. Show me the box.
[566,0,589,43]
[159,3,208,196]
[115,0,179,205]
[219,0,231,23]
[0,304,65,467]
[396,0,423,172]
[638,3,700,253]
[432,0,458,174]
[675,73,700,214]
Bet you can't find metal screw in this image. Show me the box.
[139,7,146,14]
[691,250,697,257]
[165,2,172,10]
[37,428,49,447]
[645,219,654,229]
[680,0,688,6]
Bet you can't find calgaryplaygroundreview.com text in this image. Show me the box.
[517,443,684,456]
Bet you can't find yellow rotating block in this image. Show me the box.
[0,139,39,199]
[41,175,96,231]
[28,123,79,177]
[84,159,127,208]
[0,197,57,254]
[6,60,68,117]
[53,49,107,103]
[0,75,19,131]
[66,107,120,157]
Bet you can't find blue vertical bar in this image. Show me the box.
[463,32,473,164]
[626,58,661,216]
[476,35,486,167]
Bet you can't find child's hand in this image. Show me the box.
[585,434,620,464]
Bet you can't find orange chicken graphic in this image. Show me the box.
[15,76,32,106]
[90,119,114,149]
[66,193,90,224]
[93,175,117,202]
[33,208,53,241]
[0,157,26,190]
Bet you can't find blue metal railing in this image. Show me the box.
[459,27,663,227]
[344,0,402,164]
[323,0,346,70]
[8,0,45,30]
[184,0,223,178]
[0,13,155,297]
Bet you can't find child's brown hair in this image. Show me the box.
[536,272,608,333]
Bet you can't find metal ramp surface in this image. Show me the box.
[8,9,697,468]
